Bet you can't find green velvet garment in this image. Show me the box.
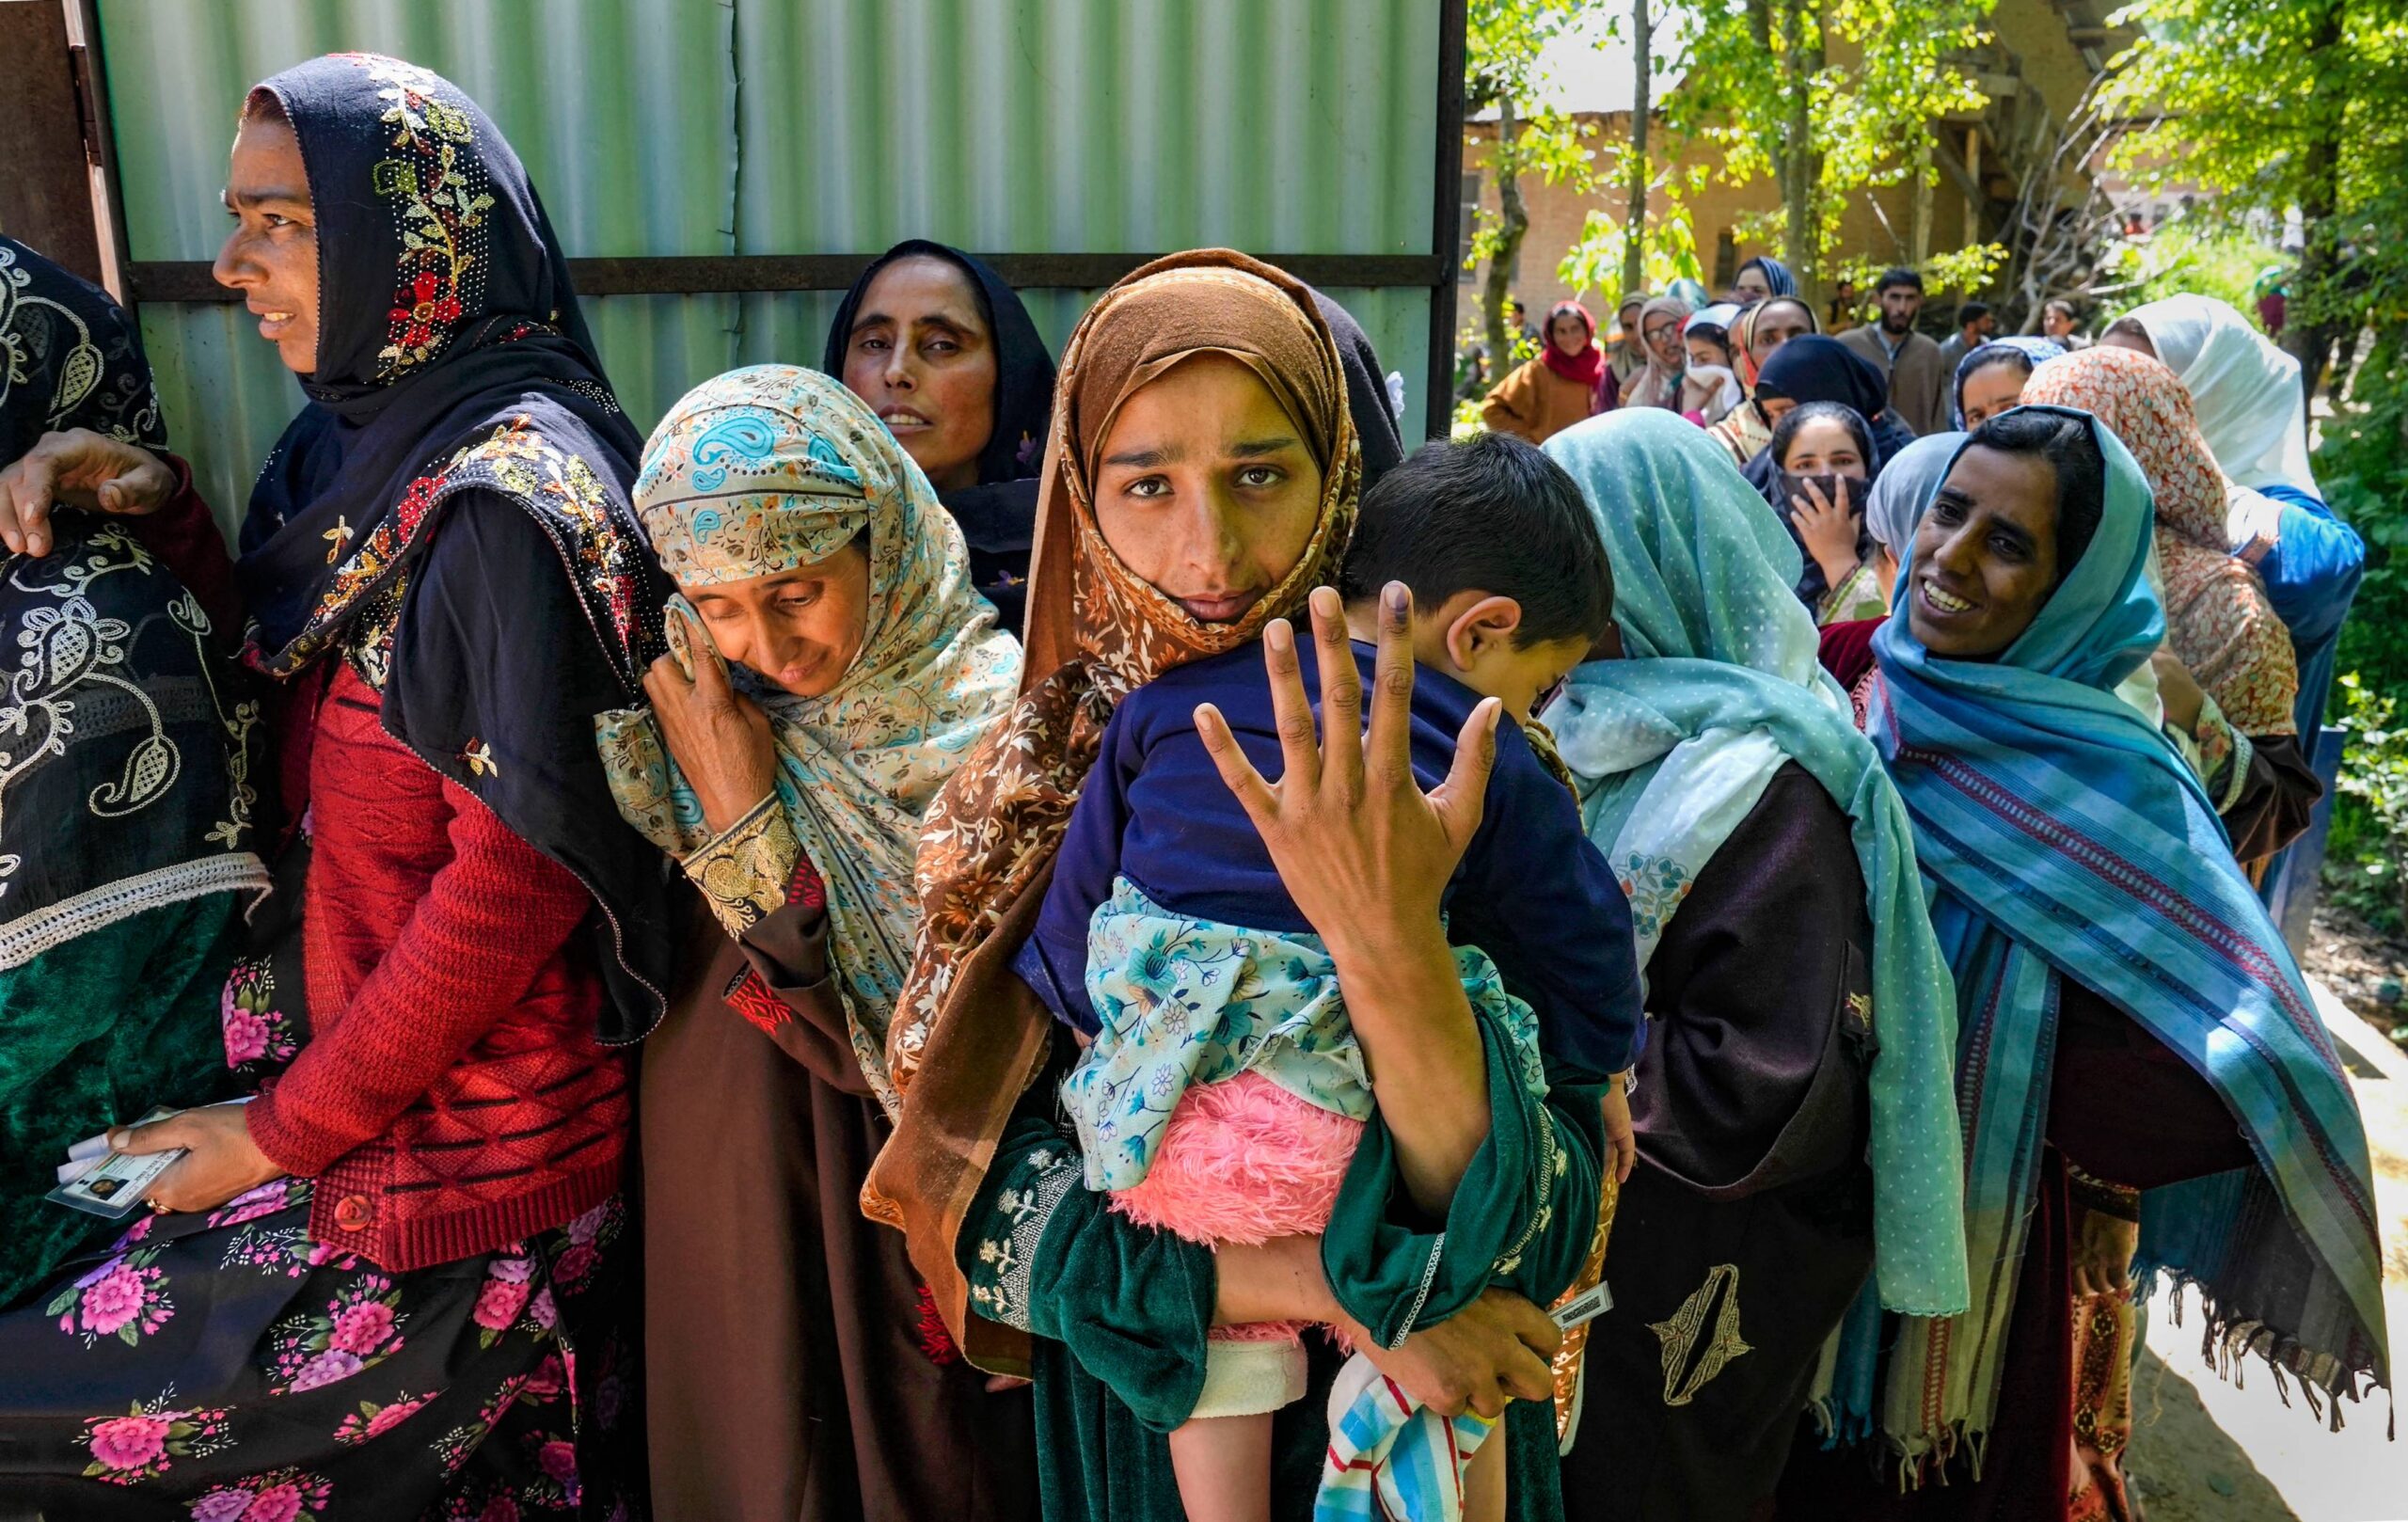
[0,894,245,1310]
[965,1004,1606,1521]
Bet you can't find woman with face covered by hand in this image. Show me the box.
[595,366,1030,1521]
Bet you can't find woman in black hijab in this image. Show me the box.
[0,56,662,1519]
[1744,335,1918,471]
[1309,288,1407,484]
[826,241,1057,630]
[1739,335,1920,608]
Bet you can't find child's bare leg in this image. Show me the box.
[1462,1425,1507,1522]
[1166,1413,1273,1522]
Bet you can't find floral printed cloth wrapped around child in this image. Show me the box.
[1061,874,1550,1510]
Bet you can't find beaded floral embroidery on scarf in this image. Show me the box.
[331,54,496,382]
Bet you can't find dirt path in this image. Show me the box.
[2121,980,2408,1522]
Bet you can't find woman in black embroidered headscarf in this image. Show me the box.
[827,240,1058,630]
[0,56,661,1518]
[0,239,265,1313]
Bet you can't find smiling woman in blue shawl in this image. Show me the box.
[1837,404,2385,1495]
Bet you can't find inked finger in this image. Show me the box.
[110,1117,194,1156]
[1365,581,1418,785]
[1260,619,1321,795]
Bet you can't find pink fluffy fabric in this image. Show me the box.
[1113,1072,1366,1348]
[1109,1070,1364,1247]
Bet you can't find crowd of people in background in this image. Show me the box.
[0,52,2386,1522]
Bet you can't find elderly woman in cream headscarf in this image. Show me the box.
[594,364,1028,1520]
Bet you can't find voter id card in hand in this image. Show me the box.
[45,1107,184,1220]
[1551,1280,1613,1331]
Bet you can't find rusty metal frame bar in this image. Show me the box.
[129,252,1449,305]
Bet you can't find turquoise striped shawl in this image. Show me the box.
[1845,405,2386,1466]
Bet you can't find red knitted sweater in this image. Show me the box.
[135,470,629,1271]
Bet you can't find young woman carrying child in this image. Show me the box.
[1012,432,1644,1522]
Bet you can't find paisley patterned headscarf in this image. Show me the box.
[0,242,265,964]
[885,250,1358,1082]
[0,238,164,459]
[2022,348,2298,735]
[596,367,1018,1112]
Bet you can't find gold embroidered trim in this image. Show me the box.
[1551,1168,1621,1443]
[1650,1262,1751,1407]
[683,795,799,937]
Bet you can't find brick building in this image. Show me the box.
[1462,0,2130,319]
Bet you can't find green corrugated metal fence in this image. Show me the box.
[95,0,1451,523]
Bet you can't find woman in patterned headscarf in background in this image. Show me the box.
[2103,294,2365,742]
[2022,346,2320,864]
[594,365,1029,1520]
[0,239,266,1312]
[1706,294,1821,468]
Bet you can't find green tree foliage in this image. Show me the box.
[1466,0,1602,366]
[1651,0,1999,300]
[2100,0,2408,914]
[2098,0,2407,405]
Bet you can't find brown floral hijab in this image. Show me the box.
[864,250,1360,1359]
[2021,347,2298,736]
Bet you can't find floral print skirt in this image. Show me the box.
[0,1178,637,1521]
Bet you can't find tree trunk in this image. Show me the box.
[1778,0,1818,300]
[2281,0,2346,413]
[1911,123,1934,265]
[1484,96,1529,373]
[1622,0,1652,297]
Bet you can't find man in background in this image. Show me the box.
[1937,299,1997,372]
[1825,277,1861,332]
[1840,266,1950,436]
